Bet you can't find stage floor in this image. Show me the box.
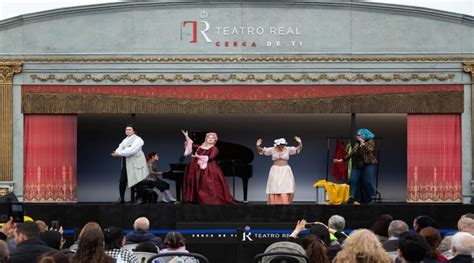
[16,202,472,263]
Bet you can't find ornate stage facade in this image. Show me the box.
[0,2,473,207]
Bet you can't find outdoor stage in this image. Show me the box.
[16,202,474,263]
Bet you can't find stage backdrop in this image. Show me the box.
[23,115,77,202]
[407,114,462,202]
[77,113,407,202]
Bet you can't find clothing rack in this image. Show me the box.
[325,136,383,201]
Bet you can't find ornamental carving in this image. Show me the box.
[0,63,22,84]
[464,62,474,77]
[30,73,456,84]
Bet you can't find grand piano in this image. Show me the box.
[162,131,254,202]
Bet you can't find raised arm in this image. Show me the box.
[290,219,307,238]
[256,138,264,155]
[294,136,303,153]
[182,129,190,140]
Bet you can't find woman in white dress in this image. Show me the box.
[256,137,303,205]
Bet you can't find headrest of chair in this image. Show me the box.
[262,242,307,263]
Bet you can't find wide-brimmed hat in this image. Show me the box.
[274,138,288,146]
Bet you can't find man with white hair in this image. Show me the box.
[448,232,474,262]
[382,220,409,252]
[328,215,347,244]
[125,217,163,249]
[439,214,474,253]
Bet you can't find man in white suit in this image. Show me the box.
[112,124,149,204]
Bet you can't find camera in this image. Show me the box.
[11,203,24,223]
[51,220,59,230]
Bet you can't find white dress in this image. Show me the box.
[262,146,298,194]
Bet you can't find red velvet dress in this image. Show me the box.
[183,146,236,204]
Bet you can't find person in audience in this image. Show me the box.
[328,215,348,244]
[40,231,63,250]
[35,221,48,233]
[301,235,330,263]
[70,222,102,251]
[447,232,474,263]
[371,214,393,242]
[39,230,74,258]
[37,250,68,263]
[70,228,114,263]
[104,227,138,263]
[382,220,409,252]
[439,214,474,253]
[397,232,429,263]
[125,217,163,249]
[181,130,236,204]
[78,222,102,239]
[419,227,447,262]
[134,241,159,254]
[462,213,474,219]
[0,240,9,263]
[289,220,341,261]
[145,152,176,203]
[332,228,392,263]
[413,215,437,233]
[160,232,189,254]
[0,217,15,241]
[10,221,53,263]
[256,136,303,205]
[153,232,192,263]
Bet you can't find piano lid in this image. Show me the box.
[190,131,254,164]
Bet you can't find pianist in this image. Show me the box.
[145,152,176,203]
[256,136,303,205]
[182,130,236,204]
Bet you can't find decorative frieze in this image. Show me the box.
[30,73,456,84]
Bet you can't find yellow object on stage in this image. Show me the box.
[0,216,33,227]
[313,180,349,205]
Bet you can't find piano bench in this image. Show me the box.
[133,181,158,204]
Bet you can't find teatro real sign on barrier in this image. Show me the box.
[180,10,303,48]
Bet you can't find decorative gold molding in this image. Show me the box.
[0,55,474,63]
[464,63,474,75]
[0,63,22,182]
[30,73,456,83]
[22,91,463,114]
[0,63,22,84]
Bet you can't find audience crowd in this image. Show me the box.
[0,213,473,262]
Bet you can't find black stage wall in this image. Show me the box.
[18,203,472,263]
[77,113,407,202]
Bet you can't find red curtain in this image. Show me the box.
[24,115,77,202]
[407,114,462,202]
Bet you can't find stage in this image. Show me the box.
[16,202,474,263]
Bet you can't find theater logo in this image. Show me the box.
[241,226,290,242]
[180,10,303,48]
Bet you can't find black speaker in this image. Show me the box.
[0,192,19,203]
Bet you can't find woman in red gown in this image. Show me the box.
[182,130,236,204]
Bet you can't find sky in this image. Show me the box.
[0,0,473,21]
